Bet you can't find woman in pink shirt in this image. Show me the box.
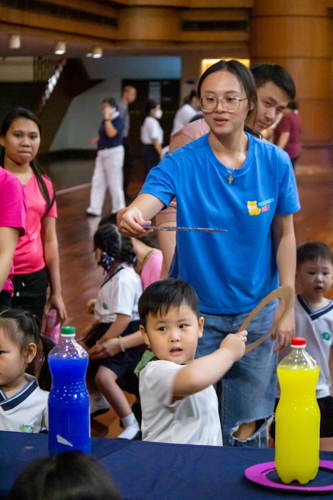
[0,168,26,306]
[0,108,66,322]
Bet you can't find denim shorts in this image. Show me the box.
[197,300,278,447]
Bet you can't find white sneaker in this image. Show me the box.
[90,392,110,418]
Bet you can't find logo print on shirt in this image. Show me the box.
[19,424,34,433]
[247,198,275,215]
[322,332,331,341]
[247,201,261,216]
[103,303,108,310]
[258,198,274,207]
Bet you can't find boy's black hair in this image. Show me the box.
[0,308,40,352]
[8,451,121,500]
[94,224,136,265]
[138,278,200,328]
[250,63,296,101]
[297,241,333,268]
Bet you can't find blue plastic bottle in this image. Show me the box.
[48,326,91,454]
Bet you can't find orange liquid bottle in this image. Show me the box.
[275,337,320,484]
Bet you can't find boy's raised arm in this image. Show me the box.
[117,194,164,237]
[172,331,247,398]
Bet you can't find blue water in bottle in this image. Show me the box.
[48,326,91,454]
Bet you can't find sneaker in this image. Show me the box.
[90,393,110,418]
[118,428,142,440]
[86,210,100,217]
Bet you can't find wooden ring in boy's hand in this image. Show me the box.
[237,285,295,354]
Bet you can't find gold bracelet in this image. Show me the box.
[119,336,125,352]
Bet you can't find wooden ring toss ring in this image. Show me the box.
[237,285,295,354]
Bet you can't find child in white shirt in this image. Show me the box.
[272,242,333,446]
[82,224,143,439]
[137,278,247,446]
[0,308,48,432]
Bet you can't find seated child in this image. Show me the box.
[82,224,143,439]
[272,241,333,442]
[98,215,163,290]
[0,308,48,433]
[137,278,247,446]
[8,451,121,500]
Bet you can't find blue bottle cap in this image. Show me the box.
[60,326,75,336]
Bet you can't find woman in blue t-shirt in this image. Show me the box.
[117,60,300,448]
[87,98,125,217]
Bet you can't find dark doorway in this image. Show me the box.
[122,78,180,161]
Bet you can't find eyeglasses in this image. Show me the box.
[200,96,248,113]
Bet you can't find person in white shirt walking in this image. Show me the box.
[140,100,164,178]
[171,90,200,136]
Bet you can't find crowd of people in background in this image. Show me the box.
[3,56,333,499]
[2,57,332,470]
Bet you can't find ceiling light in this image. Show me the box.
[92,47,103,58]
[55,41,66,55]
[8,35,21,49]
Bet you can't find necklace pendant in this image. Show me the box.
[228,174,234,185]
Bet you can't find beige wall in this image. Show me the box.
[0,57,34,82]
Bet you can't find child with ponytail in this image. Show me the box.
[82,224,143,439]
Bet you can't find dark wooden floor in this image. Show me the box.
[47,158,333,437]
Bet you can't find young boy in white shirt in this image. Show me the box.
[272,242,333,447]
[137,278,247,446]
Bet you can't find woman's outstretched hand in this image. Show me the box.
[117,207,152,237]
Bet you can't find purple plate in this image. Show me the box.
[245,461,333,492]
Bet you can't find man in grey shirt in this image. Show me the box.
[117,86,137,196]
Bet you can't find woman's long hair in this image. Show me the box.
[198,59,259,138]
[0,107,55,214]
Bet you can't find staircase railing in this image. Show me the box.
[34,57,67,115]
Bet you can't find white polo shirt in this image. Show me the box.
[0,374,48,433]
[94,263,142,323]
[141,116,164,145]
[171,103,198,135]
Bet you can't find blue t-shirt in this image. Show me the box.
[140,133,300,314]
[98,115,124,150]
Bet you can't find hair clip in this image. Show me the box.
[98,252,114,273]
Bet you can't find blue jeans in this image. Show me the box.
[197,300,278,447]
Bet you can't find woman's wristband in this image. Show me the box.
[119,336,125,352]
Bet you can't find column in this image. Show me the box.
[250,0,332,165]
